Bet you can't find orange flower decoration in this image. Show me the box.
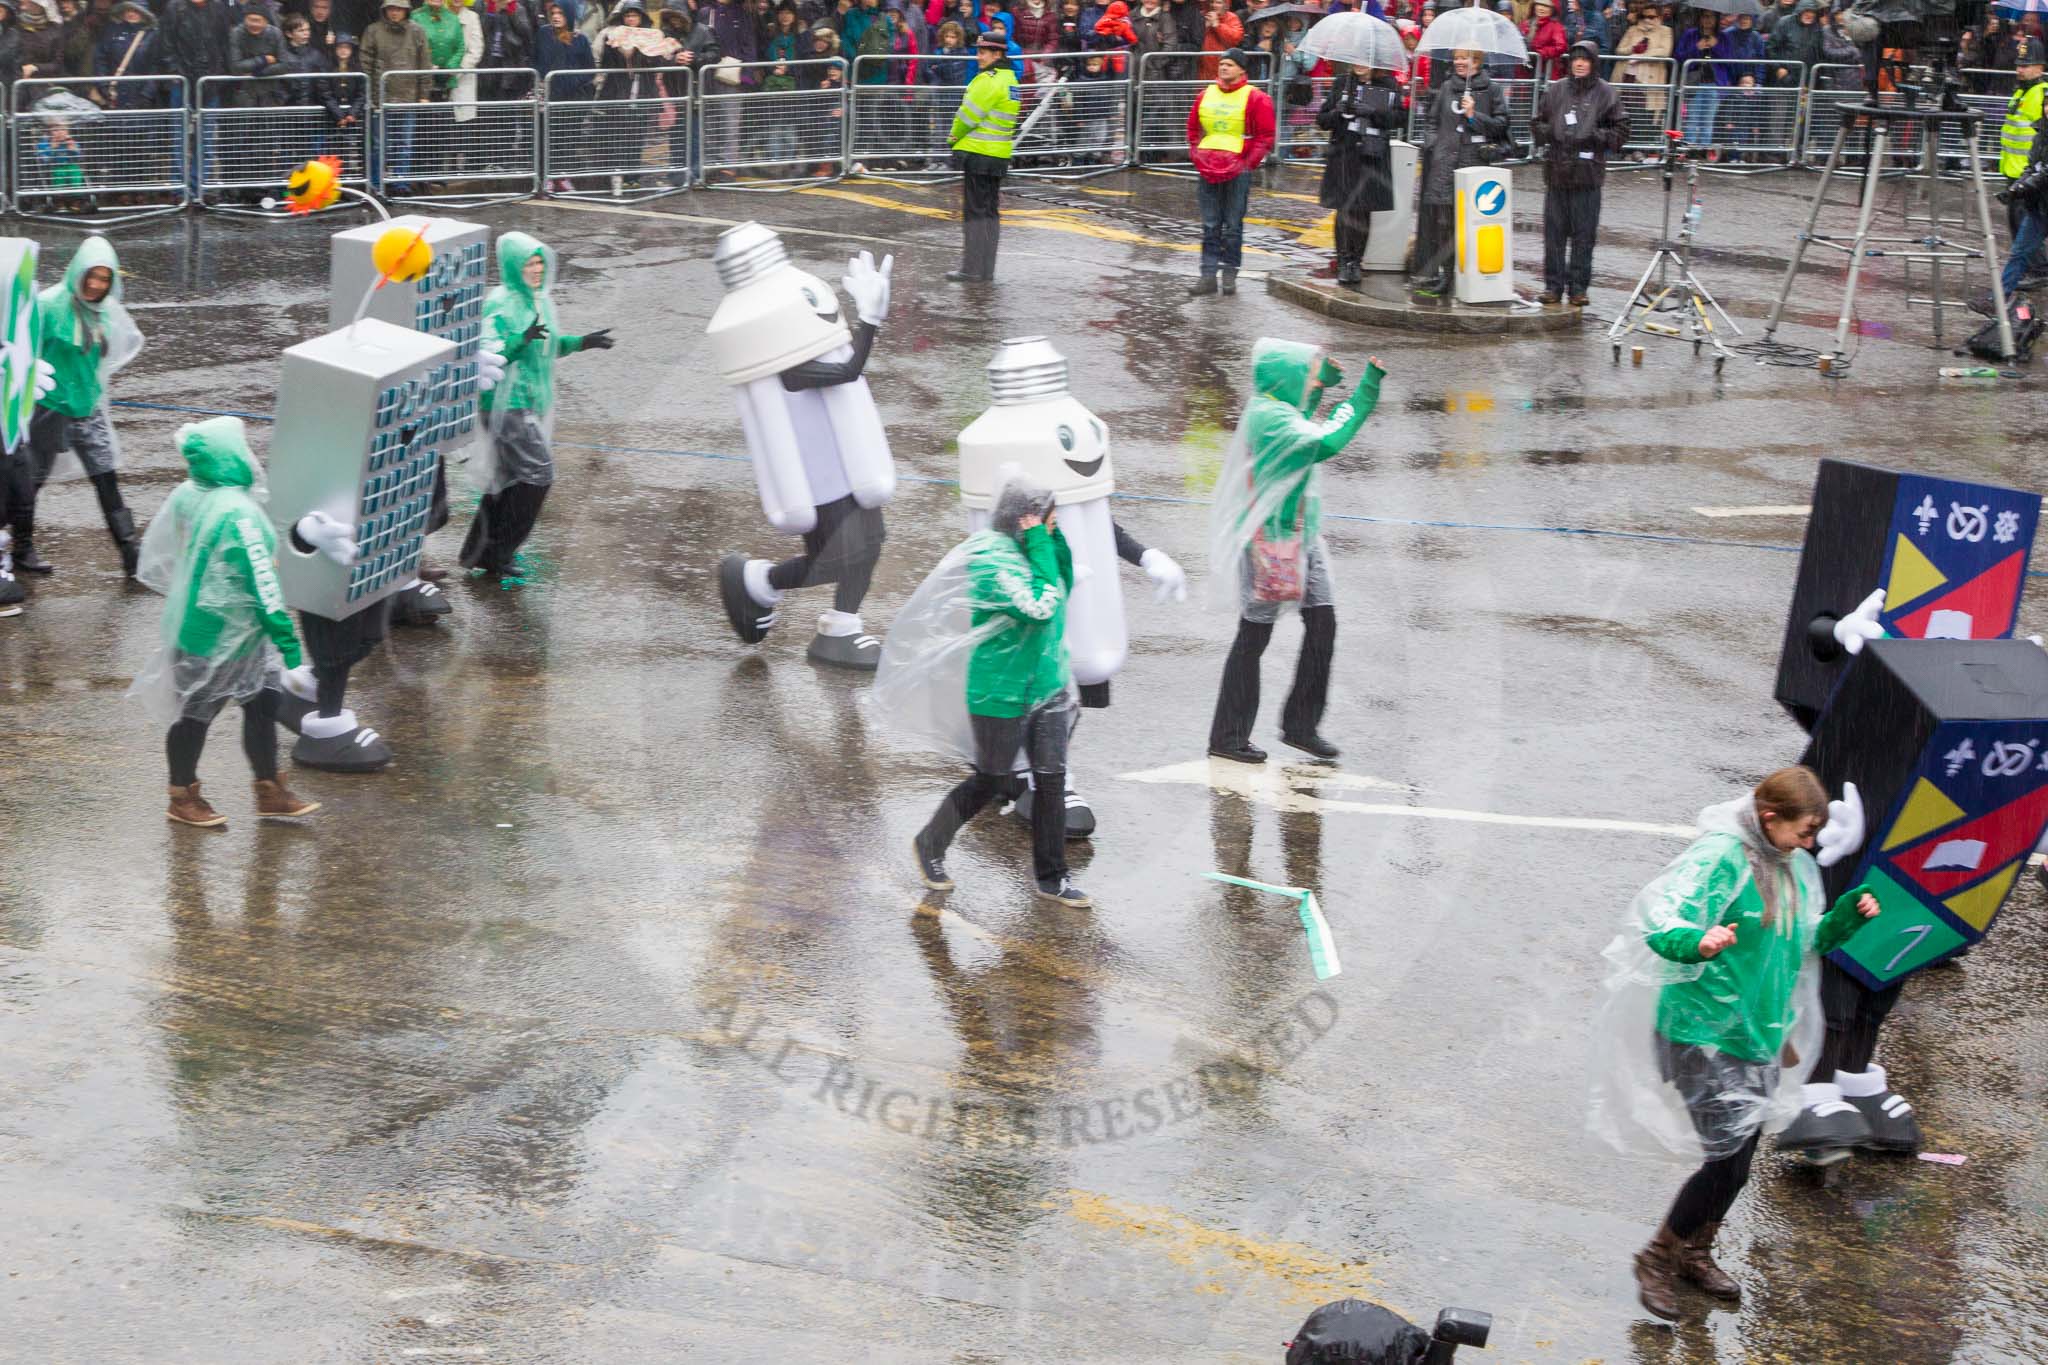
[283,157,344,215]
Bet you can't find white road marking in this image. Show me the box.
[1693,505,1811,519]
[385,1284,474,1302]
[536,197,917,249]
[1120,759,1694,838]
[398,1349,490,1359]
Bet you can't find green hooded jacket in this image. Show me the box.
[965,523,1073,718]
[1646,831,1874,1063]
[162,417,302,671]
[482,232,585,416]
[35,236,126,419]
[1243,339,1383,543]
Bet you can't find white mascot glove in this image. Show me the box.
[477,337,506,393]
[1139,546,1187,603]
[842,250,894,327]
[33,357,54,399]
[1833,588,1887,656]
[1815,781,1865,869]
[295,510,359,567]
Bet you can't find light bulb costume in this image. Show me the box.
[7,236,143,578]
[874,468,1090,908]
[1206,339,1383,765]
[956,337,1187,838]
[0,237,45,619]
[130,418,321,827]
[460,231,613,581]
[709,223,897,672]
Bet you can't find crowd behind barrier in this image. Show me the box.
[0,57,2019,225]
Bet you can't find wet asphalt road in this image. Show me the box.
[3,164,2047,1363]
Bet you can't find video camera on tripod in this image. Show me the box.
[1283,1298,1492,1365]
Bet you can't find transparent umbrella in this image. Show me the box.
[1688,0,1765,15]
[1415,6,1529,60]
[1296,12,1411,73]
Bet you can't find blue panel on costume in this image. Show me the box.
[1876,473,2038,641]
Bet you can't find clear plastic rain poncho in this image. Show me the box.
[473,232,568,497]
[1206,338,1380,615]
[1297,11,1411,73]
[129,418,301,725]
[37,235,143,481]
[1586,795,1828,1164]
[869,470,1071,766]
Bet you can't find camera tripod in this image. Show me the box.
[1608,132,1741,371]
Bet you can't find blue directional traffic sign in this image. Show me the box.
[1474,179,1507,216]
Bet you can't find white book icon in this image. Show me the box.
[1924,839,1986,872]
[1926,609,1974,640]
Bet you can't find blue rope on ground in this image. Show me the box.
[110,397,2046,576]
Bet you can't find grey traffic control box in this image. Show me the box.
[269,318,460,620]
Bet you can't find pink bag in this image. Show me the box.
[1250,526,1305,603]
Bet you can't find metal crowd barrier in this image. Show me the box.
[1601,55,1676,159]
[199,72,368,215]
[12,75,186,226]
[378,67,539,206]
[1133,49,1274,171]
[698,58,848,188]
[543,67,690,202]
[849,54,956,179]
[1675,59,1801,168]
[1275,71,1333,167]
[1408,75,1539,164]
[1014,65,1131,177]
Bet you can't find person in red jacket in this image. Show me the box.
[1523,0,1569,78]
[1187,47,1275,297]
[1196,0,1242,79]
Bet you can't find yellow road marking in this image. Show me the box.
[1056,1190,1377,1305]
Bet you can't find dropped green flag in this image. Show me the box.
[1202,872,1342,980]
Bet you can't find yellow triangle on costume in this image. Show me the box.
[1885,534,1947,611]
[1881,776,1968,852]
[1944,861,2020,932]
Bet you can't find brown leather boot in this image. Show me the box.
[253,778,321,819]
[1633,1223,1684,1321]
[167,782,227,829]
[1678,1220,1741,1301]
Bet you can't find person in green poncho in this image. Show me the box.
[909,476,1091,909]
[1206,338,1382,765]
[459,231,614,583]
[128,418,322,830]
[1618,766,1880,1321]
[13,237,145,579]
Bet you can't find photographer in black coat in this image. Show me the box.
[1315,64,1404,289]
[1411,46,1510,299]
[1532,38,1627,306]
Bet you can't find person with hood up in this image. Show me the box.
[1185,47,1274,297]
[128,417,323,829]
[15,0,69,82]
[93,0,158,111]
[1206,340,1383,765]
[362,0,429,188]
[1765,0,1823,89]
[0,4,23,98]
[1587,766,1879,1321]
[888,471,1093,908]
[1520,0,1565,78]
[1315,59,1403,289]
[1532,38,1625,306]
[13,236,143,579]
[460,232,615,582]
[1411,46,1509,299]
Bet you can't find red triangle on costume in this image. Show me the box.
[1892,778,2048,897]
[1892,550,2027,640]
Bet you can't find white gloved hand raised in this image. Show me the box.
[295,510,359,566]
[842,250,894,327]
[33,357,54,399]
[1139,546,1187,603]
[477,337,506,393]
[1833,587,1887,656]
[1815,781,1865,869]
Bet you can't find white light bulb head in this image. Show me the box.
[706,223,851,385]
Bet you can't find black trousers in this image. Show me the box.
[300,599,392,718]
[1666,1127,1761,1238]
[919,701,1070,884]
[166,686,281,786]
[1811,958,1905,1084]
[959,157,1004,280]
[1208,606,1336,749]
[766,493,886,616]
[1543,184,1602,296]
[1333,204,1372,265]
[460,480,551,576]
[1,446,32,549]
[1413,200,1454,280]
